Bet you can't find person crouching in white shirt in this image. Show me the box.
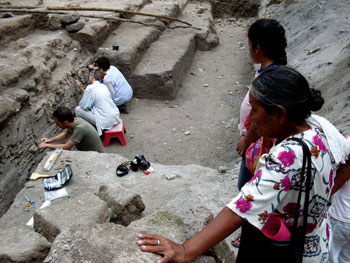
[75,69,120,136]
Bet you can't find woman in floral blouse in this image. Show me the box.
[137,66,348,263]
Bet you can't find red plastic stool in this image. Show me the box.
[104,119,127,147]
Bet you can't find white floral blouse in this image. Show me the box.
[227,125,337,263]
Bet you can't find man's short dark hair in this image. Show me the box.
[53,107,74,123]
[95,57,110,71]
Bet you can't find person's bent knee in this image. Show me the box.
[75,106,83,117]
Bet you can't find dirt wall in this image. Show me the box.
[259,0,350,133]
[210,0,260,18]
[0,13,98,216]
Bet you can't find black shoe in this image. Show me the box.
[119,103,130,114]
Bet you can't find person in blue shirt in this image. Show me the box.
[89,56,133,113]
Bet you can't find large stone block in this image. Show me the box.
[194,256,217,263]
[34,192,111,242]
[44,223,161,263]
[0,226,51,263]
[98,184,145,226]
[164,191,213,239]
[128,210,186,244]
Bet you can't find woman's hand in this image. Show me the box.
[236,136,250,156]
[137,234,187,263]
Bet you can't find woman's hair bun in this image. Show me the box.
[309,89,324,111]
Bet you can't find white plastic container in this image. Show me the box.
[43,148,62,171]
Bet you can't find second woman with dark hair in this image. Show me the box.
[237,18,288,189]
[233,18,288,247]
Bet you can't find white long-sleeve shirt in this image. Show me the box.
[79,81,120,135]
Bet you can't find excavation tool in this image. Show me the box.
[26,172,53,181]
[24,195,36,207]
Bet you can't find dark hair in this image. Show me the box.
[53,107,74,123]
[251,66,324,124]
[248,19,287,65]
[95,56,110,71]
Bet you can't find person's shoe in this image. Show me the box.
[231,235,241,248]
[118,103,130,114]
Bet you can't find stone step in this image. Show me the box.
[129,1,218,100]
[69,0,148,52]
[0,15,34,47]
[130,28,196,100]
[94,0,188,77]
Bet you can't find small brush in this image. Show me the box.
[26,172,53,181]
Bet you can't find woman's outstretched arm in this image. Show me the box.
[137,207,243,263]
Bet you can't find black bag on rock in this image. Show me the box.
[236,138,312,263]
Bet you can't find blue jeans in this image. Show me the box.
[237,155,254,191]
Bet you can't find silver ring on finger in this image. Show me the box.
[157,239,160,246]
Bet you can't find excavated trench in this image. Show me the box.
[0,0,259,217]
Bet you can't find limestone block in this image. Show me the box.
[44,14,64,30]
[164,192,213,239]
[164,193,236,262]
[34,192,111,242]
[98,184,145,226]
[66,22,85,33]
[69,19,113,51]
[194,256,216,263]
[180,2,219,51]
[44,223,161,263]
[0,226,51,262]
[195,19,219,51]
[211,241,237,263]
[128,210,186,244]
[61,14,80,26]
